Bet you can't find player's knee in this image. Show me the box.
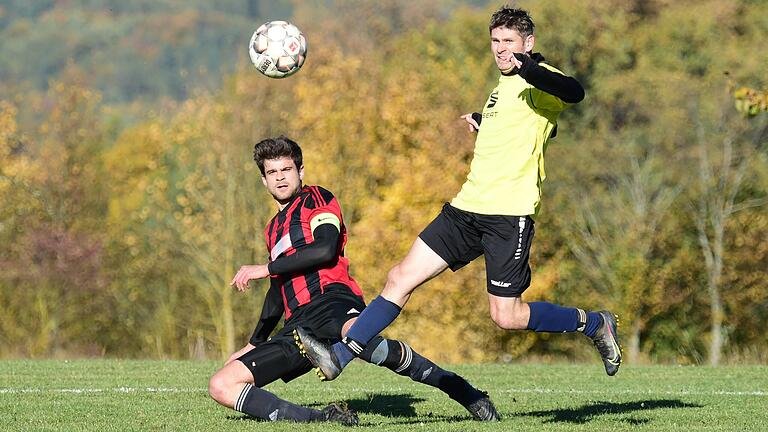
[385,264,412,295]
[385,266,402,288]
[490,308,527,330]
[207,374,230,405]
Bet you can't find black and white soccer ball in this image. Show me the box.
[248,21,307,79]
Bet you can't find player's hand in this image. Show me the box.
[225,343,256,365]
[461,113,480,132]
[511,52,524,70]
[231,264,270,291]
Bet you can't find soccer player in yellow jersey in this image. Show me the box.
[296,6,622,389]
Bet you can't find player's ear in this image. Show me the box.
[298,165,304,181]
[525,34,535,53]
[261,175,268,187]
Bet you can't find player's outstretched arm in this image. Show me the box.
[515,53,585,103]
[231,264,270,291]
[230,224,339,290]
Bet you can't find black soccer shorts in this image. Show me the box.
[238,285,365,386]
[418,203,535,297]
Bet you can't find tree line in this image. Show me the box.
[1,0,766,365]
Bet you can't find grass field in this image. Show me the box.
[1,360,766,431]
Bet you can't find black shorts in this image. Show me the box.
[238,285,365,386]
[418,203,535,297]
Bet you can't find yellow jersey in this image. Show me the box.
[451,63,570,216]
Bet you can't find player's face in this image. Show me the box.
[490,26,534,71]
[261,157,304,208]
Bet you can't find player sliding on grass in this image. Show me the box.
[208,136,500,425]
[295,6,622,384]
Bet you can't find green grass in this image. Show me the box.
[1,360,766,431]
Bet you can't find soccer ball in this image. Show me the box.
[248,21,307,79]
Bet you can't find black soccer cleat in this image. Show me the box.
[590,310,622,376]
[319,402,359,426]
[293,327,343,381]
[463,391,501,421]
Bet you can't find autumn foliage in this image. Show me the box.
[1,1,766,365]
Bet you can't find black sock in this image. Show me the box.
[235,383,323,422]
[359,337,484,406]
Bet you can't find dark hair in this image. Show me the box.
[253,135,303,176]
[489,6,535,37]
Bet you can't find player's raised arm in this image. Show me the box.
[515,53,585,103]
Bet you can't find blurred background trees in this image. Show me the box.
[0,0,766,365]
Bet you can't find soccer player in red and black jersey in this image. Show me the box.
[207,136,499,424]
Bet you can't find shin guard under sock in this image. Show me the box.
[333,295,402,367]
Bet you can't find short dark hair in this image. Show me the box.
[253,135,303,176]
[489,6,535,37]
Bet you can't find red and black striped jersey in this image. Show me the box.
[264,185,363,319]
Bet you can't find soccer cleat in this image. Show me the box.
[463,391,501,421]
[590,310,622,376]
[319,402,359,426]
[293,327,343,381]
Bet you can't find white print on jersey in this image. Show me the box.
[271,233,292,261]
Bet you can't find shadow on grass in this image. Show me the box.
[346,393,476,425]
[346,393,426,417]
[519,399,703,424]
[227,393,467,425]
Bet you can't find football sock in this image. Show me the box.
[358,337,485,406]
[333,295,402,368]
[235,383,322,422]
[526,301,581,333]
[582,311,603,338]
[526,302,604,337]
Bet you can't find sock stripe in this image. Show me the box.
[395,343,413,373]
[576,309,587,332]
[235,383,253,412]
[344,338,364,355]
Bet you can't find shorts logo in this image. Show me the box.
[346,308,360,315]
[514,217,525,260]
[269,409,279,421]
[491,280,512,288]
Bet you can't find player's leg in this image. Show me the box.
[380,237,450,307]
[293,289,499,421]
[356,334,500,421]
[208,342,357,424]
[481,215,622,375]
[297,204,482,379]
[308,237,449,375]
[208,358,255,409]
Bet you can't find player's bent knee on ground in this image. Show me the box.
[208,372,233,406]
